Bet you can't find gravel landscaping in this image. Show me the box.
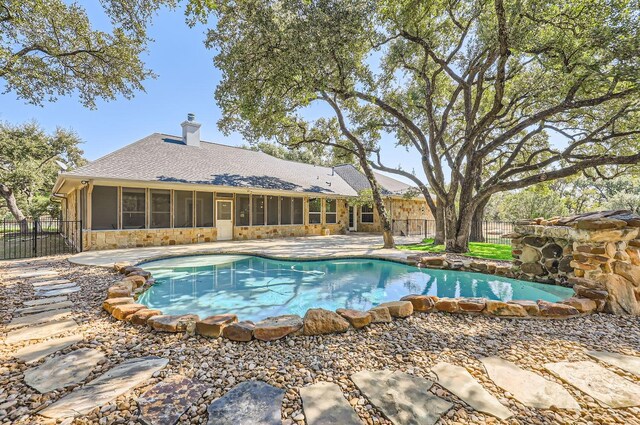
[1,255,640,424]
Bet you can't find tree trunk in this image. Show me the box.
[443,200,475,253]
[0,183,28,232]
[469,197,489,242]
[434,199,445,245]
[358,159,395,248]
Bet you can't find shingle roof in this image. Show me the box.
[333,164,413,195]
[62,133,416,197]
[63,133,358,196]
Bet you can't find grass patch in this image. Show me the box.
[398,238,513,261]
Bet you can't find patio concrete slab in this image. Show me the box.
[351,370,452,425]
[22,296,68,306]
[70,234,421,268]
[24,348,105,393]
[13,334,83,364]
[300,382,362,425]
[4,318,78,345]
[39,356,169,419]
[481,357,580,410]
[6,309,72,329]
[432,362,512,420]
[545,361,640,408]
[206,380,284,425]
[586,351,640,376]
[139,375,207,425]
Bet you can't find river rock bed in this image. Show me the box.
[1,256,639,424]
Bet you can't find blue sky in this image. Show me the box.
[0,3,421,183]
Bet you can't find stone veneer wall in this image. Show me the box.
[84,228,218,250]
[358,198,433,233]
[510,211,640,315]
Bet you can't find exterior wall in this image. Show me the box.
[84,227,218,250]
[356,198,432,233]
[235,199,349,240]
[63,180,431,250]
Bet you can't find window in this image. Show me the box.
[122,188,145,229]
[217,200,232,220]
[280,197,292,225]
[91,186,118,230]
[267,196,279,225]
[361,204,374,223]
[252,195,265,226]
[174,191,193,228]
[325,199,337,224]
[196,192,214,227]
[293,197,303,224]
[236,194,250,226]
[309,198,322,224]
[150,189,170,228]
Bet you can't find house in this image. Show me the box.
[52,115,433,250]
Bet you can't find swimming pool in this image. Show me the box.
[137,255,574,322]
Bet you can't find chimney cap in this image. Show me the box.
[187,113,196,122]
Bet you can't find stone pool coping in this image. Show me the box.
[101,252,601,343]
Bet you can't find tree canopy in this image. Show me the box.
[0,122,85,221]
[0,0,178,107]
[207,0,640,252]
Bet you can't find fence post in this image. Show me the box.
[32,219,37,257]
[79,220,83,252]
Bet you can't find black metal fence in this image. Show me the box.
[392,219,515,245]
[1,219,82,260]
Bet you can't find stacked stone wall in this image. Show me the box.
[510,211,640,316]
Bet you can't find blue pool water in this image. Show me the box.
[138,255,574,322]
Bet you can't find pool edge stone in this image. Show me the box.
[103,258,596,343]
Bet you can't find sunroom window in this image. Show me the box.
[122,188,146,229]
[91,186,118,230]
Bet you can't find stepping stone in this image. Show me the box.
[139,375,207,425]
[16,301,74,315]
[13,270,57,279]
[24,348,105,393]
[13,334,83,364]
[432,362,512,420]
[31,279,72,287]
[34,282,77,292]
[481,357,580,410]
[545,361,640,408]
[6,309,72,329]
[586,351,640,376]
[39,356,169,419]
[22,296,68,306]
[206,381,284,425]
[36,287,80,297]
[300,382,362,425]
[351,370,452,425]
[4,319,79,345]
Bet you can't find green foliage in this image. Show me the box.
[398,239,513,261]
[485,175,640,220]
[0,121,85,217]
[206,0,640,252]
[347,189,374,207]
[0,0,179,108]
